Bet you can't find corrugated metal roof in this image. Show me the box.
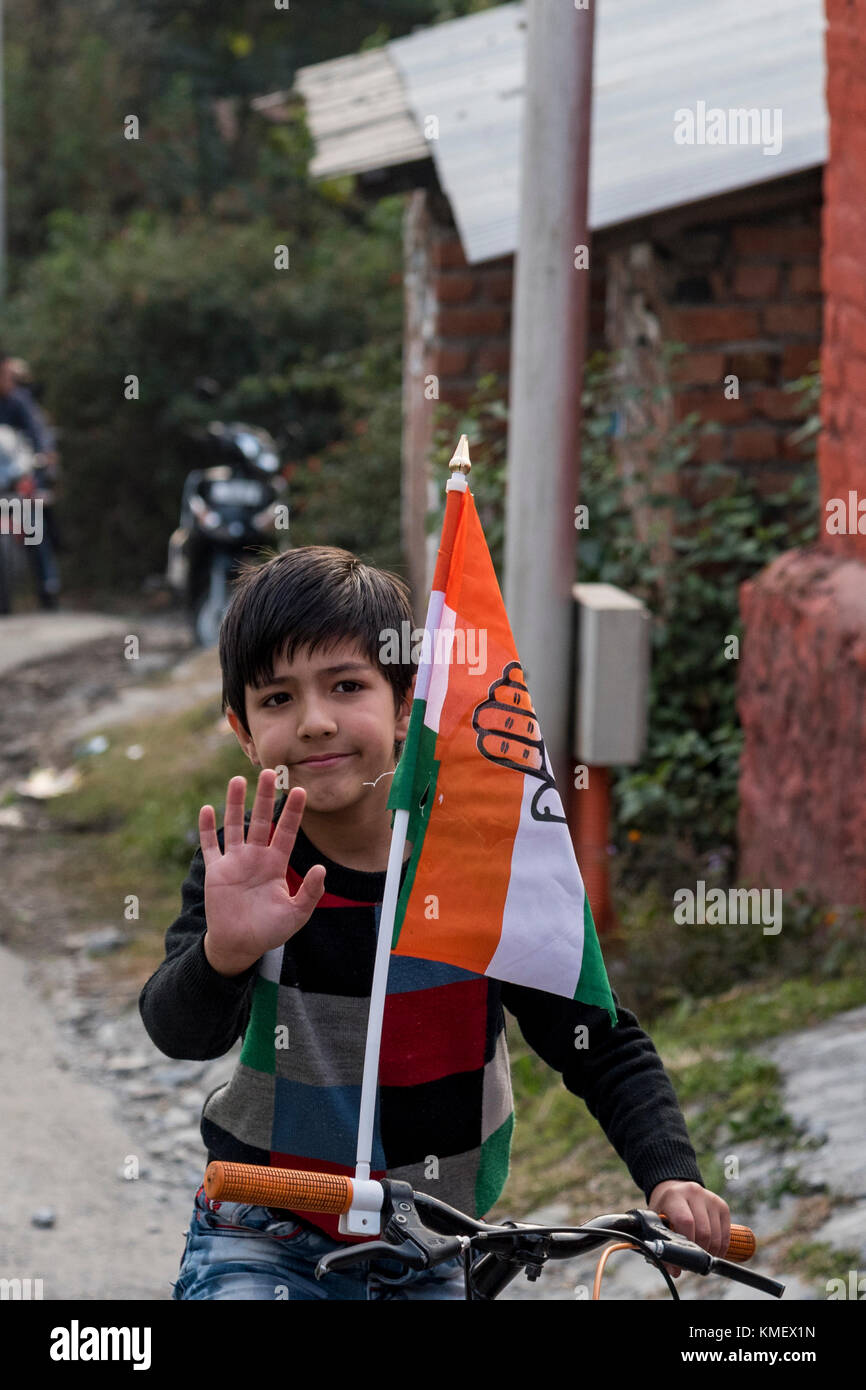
[294,47,429,178]
[294,0,827,263]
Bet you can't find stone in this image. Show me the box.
[64,928,126,956]
[106,1054,150,1073]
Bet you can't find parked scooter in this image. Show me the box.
[167,420,289,647]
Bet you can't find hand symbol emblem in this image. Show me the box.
[472,661,565,823]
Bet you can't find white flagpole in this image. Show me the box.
[352,437,472,1189]
[353,804,410,1182]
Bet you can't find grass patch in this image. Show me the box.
[605,843,865,1019]
[650,975,866,1055]
[782,1240,862,1286]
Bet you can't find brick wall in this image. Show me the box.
[422,203,607,413]
[820,0,866,560]
[428,229,513,410]
[402,188,604,598]
[401,190,516,603]
[403,182,823,603]
[618,196,822,496]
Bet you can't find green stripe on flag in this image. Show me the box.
[390,755,440,947]
[388,697,428,818]
[574,894,618,1025]
[388,699,441,948]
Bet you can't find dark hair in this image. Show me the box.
[219,547,417,752]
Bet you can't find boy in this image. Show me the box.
[139,545,730,1300]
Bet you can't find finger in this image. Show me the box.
[199,804,220,867]
[664,1198,695,1245]
[476,730,544,772]
[269,785,308,863]
[474,706,539,741]
[246,767,277,846]
[706,1203,722,1258]
[223,775,247,851]
[692,1206,713,1255]
[288,864,327,921]
[719,1203,731,1257]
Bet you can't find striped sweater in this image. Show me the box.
[138,793,705,1241]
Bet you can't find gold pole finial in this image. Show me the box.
[448,433,472,475]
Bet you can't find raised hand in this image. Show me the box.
[199,769,326,977]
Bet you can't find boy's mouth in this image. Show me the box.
[297,753,353,768]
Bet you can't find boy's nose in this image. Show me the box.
[295,698,338,740]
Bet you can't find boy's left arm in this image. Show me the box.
[501,983,730,1271]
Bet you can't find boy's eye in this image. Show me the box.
[262,681,363,708]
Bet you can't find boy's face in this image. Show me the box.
[226,637,414,820]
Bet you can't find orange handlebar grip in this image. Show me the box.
[657,1211,756,1263]
[725,1225,756,1263]
[204,1161,354,1214]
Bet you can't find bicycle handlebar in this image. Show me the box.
[205,1161,354,1214]
[204,1160,757,1264]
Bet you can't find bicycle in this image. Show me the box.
[204,1161,785,1301]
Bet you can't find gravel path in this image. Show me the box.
[0,942,197,1300]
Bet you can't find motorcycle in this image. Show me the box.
[167,421,289,648]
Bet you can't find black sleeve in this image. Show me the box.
[138,826,260,1060]
[500,982,705,1204]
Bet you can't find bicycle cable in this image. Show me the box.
[593,1241,679,1300]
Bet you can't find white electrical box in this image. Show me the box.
[572,583,650,766]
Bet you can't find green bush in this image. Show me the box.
[3,197,405,591]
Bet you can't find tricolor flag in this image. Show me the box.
[386,456,617,1023]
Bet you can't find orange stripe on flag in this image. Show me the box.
[431,488,464,594]
[394,491,528,974]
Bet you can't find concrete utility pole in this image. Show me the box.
[504,0,596,799]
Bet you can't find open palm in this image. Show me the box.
[199,769,326,973]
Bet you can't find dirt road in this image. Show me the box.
[0,610,221,1299]
[0,940,193,1300]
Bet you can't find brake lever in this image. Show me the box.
[315,1240,428,1280]
[314,1180,467,1282]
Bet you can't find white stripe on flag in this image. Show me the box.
[486,772,587,997]
[424,602,456,734]
[414,588,445,706]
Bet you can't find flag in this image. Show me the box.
[386,478,617,1023]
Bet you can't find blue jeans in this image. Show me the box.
[171,1185,470,1301]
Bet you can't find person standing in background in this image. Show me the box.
[0,350,62,610]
